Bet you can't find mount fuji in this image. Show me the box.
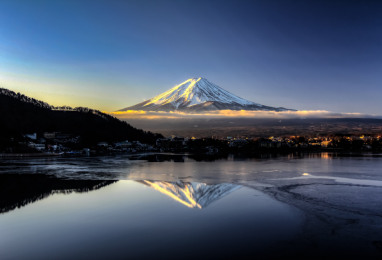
[119,78,296,113]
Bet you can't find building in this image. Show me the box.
[55,133,70,139]
[259,140,272,148]
[156,137,184,149]
[363,145,372,150]
[43,132,55,139]
[47,144,58,150]
[170,137,184,149]
[229,139,247,147]
[259,140,281,148]
[321,141,332,147]
[24,133,37,140]
[116,141,131,148]
[34,144,46,151]
[156,138,171,149]
[98,142,108,147]
[28,143,45,151]
[131,141,142,147]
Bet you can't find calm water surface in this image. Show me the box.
[1,153,382,259]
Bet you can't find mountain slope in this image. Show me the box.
[119,78,295,112]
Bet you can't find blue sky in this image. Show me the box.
[1,0,381,113]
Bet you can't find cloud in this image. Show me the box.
[107,110,381,120]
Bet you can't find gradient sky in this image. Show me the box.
[1,0,381,113]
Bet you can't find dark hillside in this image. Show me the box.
[0,88,162,146]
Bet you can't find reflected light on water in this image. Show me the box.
[320,153,331,159]
[142,180,199,208]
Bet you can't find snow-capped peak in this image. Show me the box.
[119,78,295,112]
[143,77,261,109]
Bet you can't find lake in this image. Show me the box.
[1,152,382,259]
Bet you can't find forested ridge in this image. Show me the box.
[0,88,162,145]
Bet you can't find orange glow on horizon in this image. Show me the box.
[105,109,375,120]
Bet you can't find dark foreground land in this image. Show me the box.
[0,87,162,151]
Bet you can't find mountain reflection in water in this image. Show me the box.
[0,174,241,213]
[0,174,117,214]
[136,180,241,208]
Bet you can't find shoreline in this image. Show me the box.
[0,153,61,158]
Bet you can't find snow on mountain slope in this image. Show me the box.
[143,78,260,108]
[119,78,295,112]
[137,180,241,209]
